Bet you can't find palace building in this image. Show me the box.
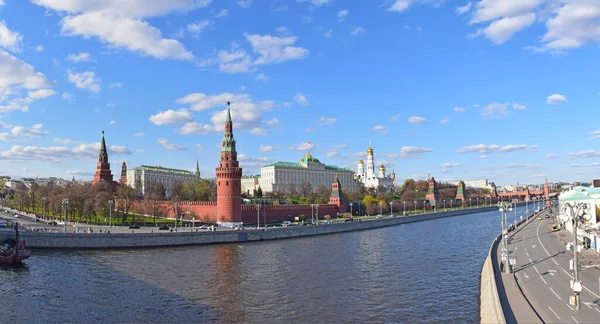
[126,161,200,198]
[257,152,354,193]
[353,144,396,190]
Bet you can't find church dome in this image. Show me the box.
[379,164,386,171]
[367,147,374,155]
[358,159,364,164]
[305,151,313,159]
[300,151,320,163]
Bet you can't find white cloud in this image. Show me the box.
[11,124,47,137]
[59,11,193,60]
[290,141,314,151]
[408,116,427,124]
[65,170,93,176]
[478,155,487,159]
[373,125,389,134]
[512,103,526,110]
[470,0,543,24]
[255,73,269,81]
[250,128,268,136]
[157,138,187,151]
[546,93,567,104]
[35,45,44,52]
[324,29,333,38]
[480,103,509,118]
[294,93,309,105]
[470,13,536,44]
[108,82,123,88]
[538,1,600,52]
[456,2,472,14]
[301,16,314,24]
[386,0,412,12]
[214,9,229,18]
[351,26,366,36]
[456,144,538,154]
[66,69,100,93]
[54,138,71,144]
[259,145,282,152]
[238,154,269,162]
[442,162,461,168]
[109,120,116,125]
[319,116,337,125]
[177,122,213,134]
[237,0,252,8]
[589,130,600,140]
[388,146,434,158]
[297,0,332,7]
[149,109,194,125]
[333,144,348,149]
[305,126,316,133]
[338,9,349,22]
[567,150,600,158]
[391,114,400,121]
[440,116,449,124]
[0,50,53,91]
[0,20,23,52]
[133,132,145,136]
[62,93,75,103]
[246,33,310,65]
[544,154,559,159]
[67,52,94,62]
[506,163,540,169]
[0,141,130,162]
[178,20,211,38]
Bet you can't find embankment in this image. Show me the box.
[21,206,498,249]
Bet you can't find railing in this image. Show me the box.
[480,233,506,324]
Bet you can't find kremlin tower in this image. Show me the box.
[92,131,114,185]
[215,102,243,227]
[119,161,127,184]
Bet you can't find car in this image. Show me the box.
[551,224,559,232]
[536,216,542,220]
[48,221,57,225]
[129,225,140,229]
[344,218,354,223]
[14,214,19,218]
[158,226,170,230]
[281,221,291,227]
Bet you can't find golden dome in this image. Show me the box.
[367,147,374,155]
[379,164,386,171]
[305,151,313,159]
[358,159,364,164]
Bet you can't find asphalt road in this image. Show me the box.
[508,207,600,323]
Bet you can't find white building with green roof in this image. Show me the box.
[126,163,199,198]
[258,152,354,194]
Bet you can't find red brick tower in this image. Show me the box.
[425,173,440,208]
[216,102,243,226]
[544,176,551,206]
[119,161,127,185]
[329,177,346,213]
[92,131,114,185]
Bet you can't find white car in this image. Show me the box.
[56,221,66,225]
[281,221,291,227]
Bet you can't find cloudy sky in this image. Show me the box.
[0,0,599,185]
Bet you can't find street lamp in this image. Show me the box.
[379,201,383,216]
[315,204,319,225]
[477,197,480,207]
[257,204,261,229]
[403,201,406,215]
[108,200,113,227]
[414,200,417,214]
[443,199,446,211]
[390,201,393,217]
[469,197,472,208]
[561,202,590,310]
[350,202,353,218]
[173,202,179,231]
[62,198,69,233]
[499,202,512,274]
[450,199,453,209]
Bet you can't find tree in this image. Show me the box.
[256,186,263,198]
[300,181,312,197]
[414,180,429,193]
[401,190,417,203]
[362,195,378,215]
[170,180,184,201]
[116,185,135,224]
[402,179,416,192]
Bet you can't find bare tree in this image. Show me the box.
[300,181,312,197]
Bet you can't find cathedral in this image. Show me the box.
[353,144,396,190]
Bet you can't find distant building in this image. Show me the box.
[92,131,114,185]
[241,175,260,195]
[449,179,488,188]
[259,152,354,193]
[353,144,395,190]
[126,164,198,198]
[593,179,600,188]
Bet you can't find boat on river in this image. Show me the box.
[0,223,31,265]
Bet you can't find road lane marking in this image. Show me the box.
[529,257,532,263]
[571,316,579,324]
[526,251,530,258]
[540,275,548,285]
[548,270,556,276]
[549,287,562,300]
[566,303,574,311]
[534,265,540,273]
[548,306,560,319]
[523,272,529,279]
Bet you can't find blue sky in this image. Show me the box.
[0,0,599,185]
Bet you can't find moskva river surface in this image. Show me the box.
[1,206,532,323]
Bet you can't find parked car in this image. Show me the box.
[129,225,140,229]
[281,221,291,227]
[551,224,559,232]
[158,226,170,230]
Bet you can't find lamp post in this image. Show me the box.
[390,202,393,217]
[403,201,406,215]
[349,203,353,218]
[257,204,261,229]
[561,202,590,311]
[108,200,113,227]
[187,201,192,228]
[499,202,513,274]
[477,197,480,208]
[513,199,517,226]
[443,199,446,211]
[469,197,472,208]
[315,204,319,225]
[414,200,417,214]
[525,198,529,216]
[311,204,314,224]
[379,201,383,216]
[62,198,69,233]
[450,199,453,209]
[173,202,179,231]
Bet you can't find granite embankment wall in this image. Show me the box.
[479,234,506,324]
[21,206,498,249]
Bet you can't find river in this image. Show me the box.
[0,206,531,323]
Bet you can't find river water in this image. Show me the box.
[0,206,530,323]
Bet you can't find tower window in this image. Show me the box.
[218,181,220,186]
[226,181,229,186]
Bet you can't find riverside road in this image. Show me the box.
[504,207,600,323]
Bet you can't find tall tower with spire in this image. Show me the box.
[195,158,200,178]
[119,161,127,184]
[366,142,375,178]
[544,176,551,206]
[92,131,114,185]
[215,102,243,226]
